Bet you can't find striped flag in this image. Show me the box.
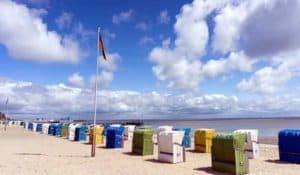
[98,30,107,60]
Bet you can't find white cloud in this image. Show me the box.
[210,0,300,94]
[212,0,300,58]
[135,22,149,31]
[99,71,113,88]
[201,52,255,79]
[0,77,243,119]
[55,12,72,29]
[139,36,155,46]
[112,9,134,24]
[240,0,300,57]
[68,73,85,88]
[237,67,291,94]
[158,10,170,24]
[149,0,253,91]
[149,0,300,94]
[90,71,114,89]
[98,53,120,72]
[90,53,121,89]
[0,0,85,63]
[212,2,250,53]
[237,50,300,94]
[73,22,94,42]
[3,77,300,119]
[102,29,116,39]
[14,0,49,7]
[149,42,203,91]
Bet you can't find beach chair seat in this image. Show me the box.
[212,132,248,175]
[106,127,124,148]
[42,123,50,134]
[158,131,185,163]
[174,128,191,148]
[61,124,68,138]
[24,122,29,129]
[132,127,154,155]
[279,129,300,164]
[234,129,259,159]
[32,123,37,132]
[194,128,215,153]
[36,123,43,132]
[89,125,104,145]
[123,125,136,140]
[75,125,87,141]
[53,124,62,136]
[48,124,55,135]
[68,123,80,140]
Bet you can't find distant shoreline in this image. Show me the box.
[12,116,300,122]
[95,116,300,122]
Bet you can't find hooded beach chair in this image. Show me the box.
[123,125,136,140]
[212,132,248,175]
[158,130,186,163]
[194,128,215,153]
[74,125,87,141]
[174,127,191,148]
[132,127,154,155]
[279,129,300,163]
[234,129,259,159]
[106,127,124,148]
[88,125,104,145]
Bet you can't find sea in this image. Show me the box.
[98,117,300,137]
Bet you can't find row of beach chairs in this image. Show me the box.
[21,121,300,175]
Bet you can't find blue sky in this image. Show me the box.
[1,0,300,119]
[1,0,190,92]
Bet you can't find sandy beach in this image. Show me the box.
[0,126,300,175]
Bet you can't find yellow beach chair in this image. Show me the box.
[194,128,215,153]
[89,125,104,145]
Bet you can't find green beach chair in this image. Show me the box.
[132,127,154,156]
[211,132,248,175]
[61,124,68,138]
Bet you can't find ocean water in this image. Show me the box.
[140,118,300,136]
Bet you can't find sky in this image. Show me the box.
[1,0,300,120]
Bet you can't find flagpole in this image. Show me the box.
[91,27,100,157]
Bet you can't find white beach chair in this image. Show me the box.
[32,122,37,132]
[68,123,81,141]
[234,129,259,159]
[123,125,136,140]
[158,130,185,163]
[157,125,173,143]
[42,123,50,134]
[157,125,173,133]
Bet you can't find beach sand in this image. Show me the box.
[0,126,300,175]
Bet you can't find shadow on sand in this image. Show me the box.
[15,153,90,158]
[145,158,173,164]
[265,159,291,164]
[122,152,141,157]
[193,167,230,175]
[15,153,46,156]
[187,150,207,154]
